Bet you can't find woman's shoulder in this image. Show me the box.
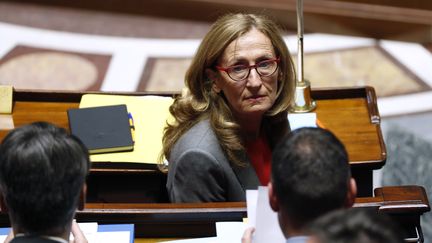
[174,119,219,150]
[191,118,210,128]
[169,118,229,171]
[183,119,213,138]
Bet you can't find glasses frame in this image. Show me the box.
[216,57,280,82]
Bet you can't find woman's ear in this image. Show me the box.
[205,68,222,93]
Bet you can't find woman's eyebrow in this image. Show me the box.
[224,53,275,65]
[224,57,248,66]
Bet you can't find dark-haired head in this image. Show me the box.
[0,122,90,236]
[270,127,356,233]
[307,208,405,243]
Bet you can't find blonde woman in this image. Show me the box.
[162,13,295,202]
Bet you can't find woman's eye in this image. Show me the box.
[258,61,271,68]
[230,65,247,73]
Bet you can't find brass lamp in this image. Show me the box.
[291,0,316,113]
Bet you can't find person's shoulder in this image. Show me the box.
[178,119,217,147]
[170,118,225,162]
[286,236,309,243]
[186,119,212,135]
[11,236,60,243]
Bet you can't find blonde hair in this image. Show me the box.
[161,13,295,167]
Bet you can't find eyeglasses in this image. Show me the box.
[216,58,280,82]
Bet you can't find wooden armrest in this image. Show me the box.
[355,185,430,214]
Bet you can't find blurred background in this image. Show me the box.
[0,0,431,240]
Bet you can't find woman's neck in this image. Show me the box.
[236,115,263,142]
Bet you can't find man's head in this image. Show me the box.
[269,127,356,236]
[306,208,404,243]
[0,122,90,236]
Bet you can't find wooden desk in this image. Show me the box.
[313,86,386,196]
[1,186,427,241]
[0,87,428,241]
[0,86,385,197]
[78,185,432,242]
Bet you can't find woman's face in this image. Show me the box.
[213,28,279,120]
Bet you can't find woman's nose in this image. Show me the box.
[246,68,262,87]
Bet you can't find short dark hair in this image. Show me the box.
[0,122,90,235]
[307,208,404,243]
[272,127,350,227]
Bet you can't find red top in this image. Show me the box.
[246,134,272,185]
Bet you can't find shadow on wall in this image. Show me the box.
[381,125,432,242]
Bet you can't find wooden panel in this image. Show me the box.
[0,186,426,239]
[0,87,385,167]
[0,87,385,197]
[0,91,428,240]
[316,98,383,166]
[81,186,429,239]
[5,0,432,42]
[0,101,78,139]
[13,101,78,128]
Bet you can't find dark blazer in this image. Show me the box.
[166,119,261,202]
[11,236,62,243]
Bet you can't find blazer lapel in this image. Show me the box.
[231,153,261,190]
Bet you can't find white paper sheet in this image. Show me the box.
[158,237,218,243]
[287,113,317,131]
[248,187,285,243]
[216,221,247,243]
[70,222,98,242]
[94,231,130,243]
[246,189,258,227]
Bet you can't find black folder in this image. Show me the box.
[68,104,134,154]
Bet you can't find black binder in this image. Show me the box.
[68,104,134,154]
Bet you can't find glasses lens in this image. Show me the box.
[257,60,278,76]
[228,65,249,81]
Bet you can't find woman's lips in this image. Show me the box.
[245,95,266,102]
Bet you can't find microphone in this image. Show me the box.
[291,0,316,113]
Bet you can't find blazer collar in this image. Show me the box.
[231,153,261,190]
